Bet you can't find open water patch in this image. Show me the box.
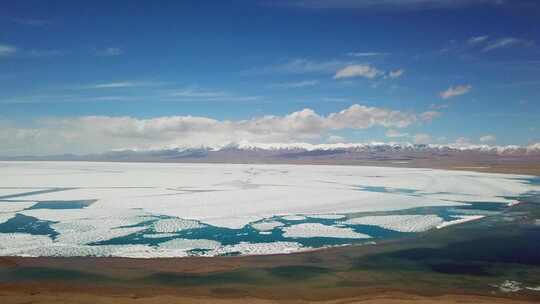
[0,214,58,237]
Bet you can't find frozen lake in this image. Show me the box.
[0,161,538,258]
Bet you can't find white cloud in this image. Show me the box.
[1,86,261,104]
[419,111,441,122]
[168,88,262,102]
[480,135,496,143]
[385,129,408,138]
[89,96,139,102]
[84,81,164,89]
[482,37,533,52]
[91,82,139,89]
[169,88,228,98]
[413,133,431,144]
[250,59,392,82]
[430,103,449,110]
[0,104,436,155]
[326,104,417,129]
[25,49,65,58]
[388,69,405,79]
[334,64,383,79]
[95,47,123,56]
[0,44,64,58]
[467,35,489,45]
[0,44,18,57]
[327,135,345,143]
[249,58,349,75]
[454,137,471,145]
[269,80,319,88]
[440,84,472,99]
[347,52,388,57]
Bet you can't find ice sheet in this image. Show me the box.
[0,161,536,257]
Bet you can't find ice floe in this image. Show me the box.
[209,241,309,256]
[282,223,371,239]
[343,215,444,233]
[251,220,284,231]
[493,280,523,293]
[281,215,307,221]
[142,233,179,238]
[152,218,204,233]
[51,217,148,245]
[158,238,221,250]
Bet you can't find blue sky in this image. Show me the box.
[1,0,539,155]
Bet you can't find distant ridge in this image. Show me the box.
[3,142,540,163]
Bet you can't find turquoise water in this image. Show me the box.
[0,198,517,253]
[26,199,96,210]
[358,185,419,195]
[0,199,512,253]
[0,214,58,237]
[94,214,403,249]
[94,199,508,251]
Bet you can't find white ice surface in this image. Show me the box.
[0,188,46,197]
[152,218,204,233]
[0,201,36,212]
[343,215,444,233]
[209,241,309,256]
[307,214,346,219]
[281,215,307,221]
[51,219,147,245]
[437,215,486,229]
[0,233,55,256]
[0,161,537,257]
[282,223,371,239]
[18,243,154,258]
[251,220,284,231]
[142,233,178,238]
[158,238,221,250]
